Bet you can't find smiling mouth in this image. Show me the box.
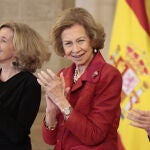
[72,53,85,58]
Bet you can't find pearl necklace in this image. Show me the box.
[73,67,80,83]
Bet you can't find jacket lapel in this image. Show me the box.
[62,52,106,92]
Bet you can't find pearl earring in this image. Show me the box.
[94,49,98,53]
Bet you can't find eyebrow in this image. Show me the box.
[63,36,87,42]
[77,36,87,39]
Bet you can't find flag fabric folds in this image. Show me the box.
[108,0,150,150]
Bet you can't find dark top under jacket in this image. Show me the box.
[0,71,41,150]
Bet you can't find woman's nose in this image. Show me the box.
[72,43,80,52]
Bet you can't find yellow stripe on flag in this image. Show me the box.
[108,0,150,150]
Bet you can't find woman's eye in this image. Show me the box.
[0,39,7,43]
[78,40,85,44]
[2,39,7,43]
[64,42,72,47]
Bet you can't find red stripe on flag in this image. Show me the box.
[126,0,150,36]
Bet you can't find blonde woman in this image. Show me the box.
[0,22,50,150]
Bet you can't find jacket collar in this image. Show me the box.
[63,52,106,91]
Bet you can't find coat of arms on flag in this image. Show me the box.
[108,0,150,149]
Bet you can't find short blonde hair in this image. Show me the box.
[50,7,105,56]
[0,22,51,72]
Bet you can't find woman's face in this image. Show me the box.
[61,24,94,67]
[0,27,16,64]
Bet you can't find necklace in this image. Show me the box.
[73,67,80,83]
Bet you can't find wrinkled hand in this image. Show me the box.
[127,108,150,133]
[45,95,58,127]
[37,69,70,109]
[45,95,58,114]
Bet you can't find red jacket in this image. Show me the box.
[42,52,122,150]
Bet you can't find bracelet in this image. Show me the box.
[44,119,57,131]
[62,106,72,120]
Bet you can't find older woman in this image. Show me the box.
[37,7,122,150]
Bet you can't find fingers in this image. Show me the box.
[37,69,58,87]
[37,69,70,99]
[37,72,48,87]
[60,72,65,89]
[47,69,57,80]
[127,112,143,123]
[127,109,149,121]
[131,108,146,116]
[130,121,146,129]
[130,120,150,131]
[127,108,150,130]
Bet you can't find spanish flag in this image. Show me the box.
[108,0,150,150]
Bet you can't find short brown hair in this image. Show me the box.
[50,7,105,56]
